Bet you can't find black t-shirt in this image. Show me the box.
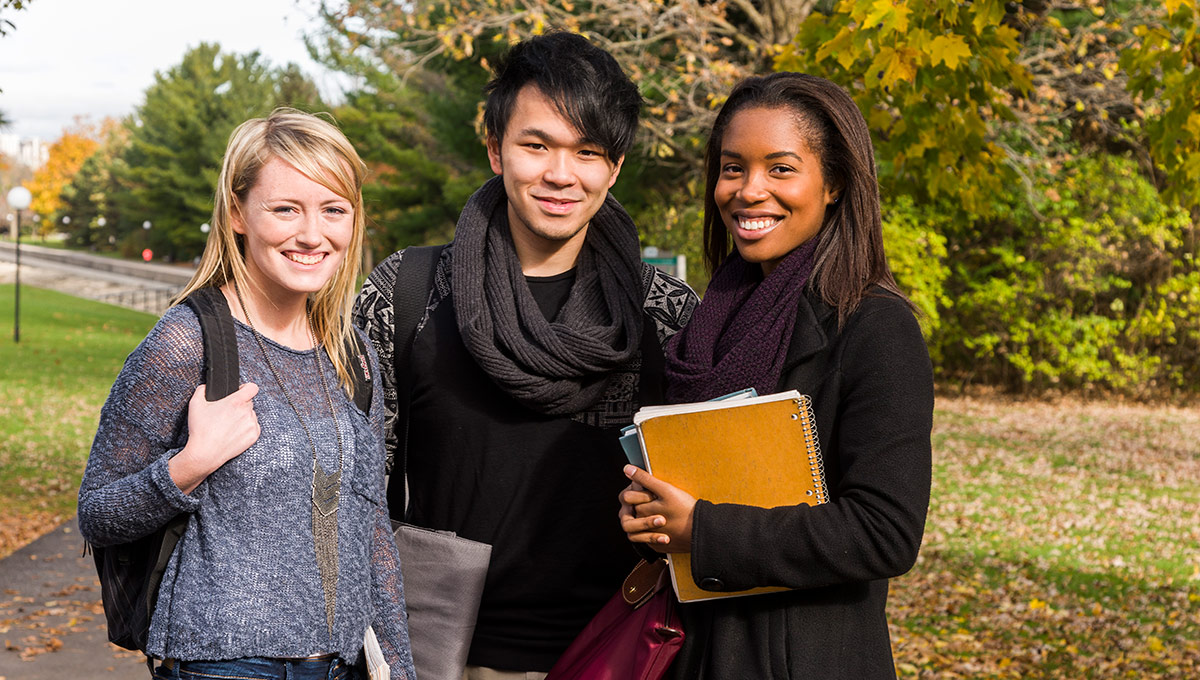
[405,271,641,671]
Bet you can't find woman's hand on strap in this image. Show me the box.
[618,464,696,553]
[169,383,261,494]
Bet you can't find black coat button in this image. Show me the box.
[699,577,725,591]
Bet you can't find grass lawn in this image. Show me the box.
[891,398,1200,678]
[0,284,156,556]
[0,286,1196,677]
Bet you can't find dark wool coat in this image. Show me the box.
[669,286,934,680]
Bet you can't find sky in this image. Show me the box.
[0,0,347,142]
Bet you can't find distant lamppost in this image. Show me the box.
[7,186,32,343]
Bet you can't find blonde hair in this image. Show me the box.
[175,108,367,396]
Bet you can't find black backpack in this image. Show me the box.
[385,245,444,516]
[92,286,373,657]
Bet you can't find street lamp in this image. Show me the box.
[6,185,32,343]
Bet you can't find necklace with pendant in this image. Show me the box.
[234,283,343,635]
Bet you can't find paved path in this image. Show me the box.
[0,518,146,679]
[0,241,194,315]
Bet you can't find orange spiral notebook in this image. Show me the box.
[631,389,828,602]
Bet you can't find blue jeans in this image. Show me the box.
[152,656,360,680]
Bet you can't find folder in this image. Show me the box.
[630,389,828,602]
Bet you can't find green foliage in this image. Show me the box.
[333,71,491,256]
[779,0,1032,216]
[615,174,707,291]
[880,195,950,341]
[79,43,327,261]
[1121,0,1200,210]
[934,153,1198,394]
[58,124,127,249]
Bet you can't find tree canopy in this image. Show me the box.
[54,43,326,260]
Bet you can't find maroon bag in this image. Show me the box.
[546,559,684,680]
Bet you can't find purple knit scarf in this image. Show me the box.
[664,239,817,403]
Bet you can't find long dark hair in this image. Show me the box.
[702,72,911,325]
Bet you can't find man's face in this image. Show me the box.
[487,84,624,261]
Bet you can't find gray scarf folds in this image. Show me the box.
[451,176,644,415]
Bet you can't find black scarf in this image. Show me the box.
[451,176,644,415]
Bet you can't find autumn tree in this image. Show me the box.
[333,75,491,254]
[315,0,818,176]
[25,118,114,236]
[0,0,32,37]
[110,43,325,260]
[58,122,130,249]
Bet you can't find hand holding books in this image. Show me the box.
[617,389,828,602]
[618,464,697,552]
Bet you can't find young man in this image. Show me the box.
[353,32,698,678]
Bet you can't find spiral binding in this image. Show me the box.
[794,395,828,505]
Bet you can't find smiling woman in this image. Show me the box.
[714,106,838,276]
[618,73,934,680]
[231,156,354,335]
[77,108,416,679]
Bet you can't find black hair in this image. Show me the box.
[483,31,642,162]
[702,72,912,325]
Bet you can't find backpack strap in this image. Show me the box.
[122,289,238,655]
[386,245,445,518]
[184,287,240,401]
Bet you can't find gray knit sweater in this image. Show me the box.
[78,304,415,679]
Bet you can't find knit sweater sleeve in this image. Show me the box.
[688,295,933,590]
[77,305,205,547]
[357,331,417,680]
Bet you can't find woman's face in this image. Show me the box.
[714,106,836,276]
[232,156,354,304]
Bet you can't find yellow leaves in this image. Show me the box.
[1146,635,1165,653]
[972,0,1005,35]
[869,46,918,88]
[1186,112,1200,139]
[1029,597,1049,610]
[815,27,856,69]
[863,0,912,37]
[1164,0,1196,15]
[27,127,104,222]
[928,34,971,70]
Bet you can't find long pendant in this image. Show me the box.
[312,462,340,633]
[235,284,345,638]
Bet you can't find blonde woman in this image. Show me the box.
[79,109,415,680]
